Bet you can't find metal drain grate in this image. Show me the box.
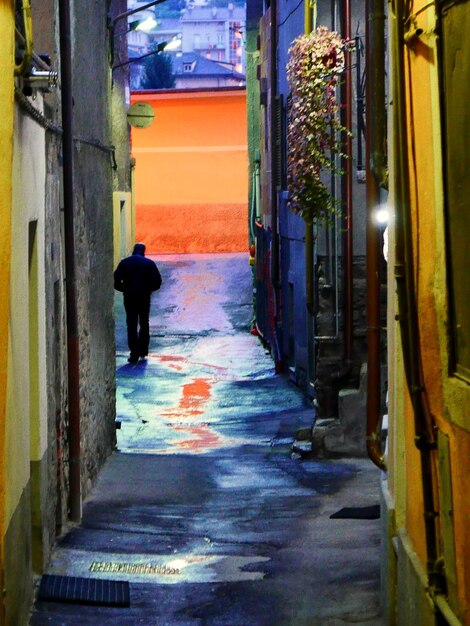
[37,575,130,607]
[330,504,380,520]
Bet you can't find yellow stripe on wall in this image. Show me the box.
[132,145,247,154]
[0,0,15,613]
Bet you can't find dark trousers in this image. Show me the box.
[124,293,151,358]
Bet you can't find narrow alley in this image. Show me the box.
[30,253,382,626]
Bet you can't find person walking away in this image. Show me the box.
[114,243,162,363]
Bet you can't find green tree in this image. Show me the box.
[141,51,175,90]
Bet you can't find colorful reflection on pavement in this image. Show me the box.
[115,255,306,455]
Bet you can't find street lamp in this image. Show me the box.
[129,16,157,32]
[108,0,168,66]
[112,36,181,71]
[160,35,182,52]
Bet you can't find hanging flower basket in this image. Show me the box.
[286,26,349,224]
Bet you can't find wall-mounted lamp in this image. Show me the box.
[112,36,181,71]
[108,0,168,66]
[129,16,157,32]
[404,24,424,47]
[161,35,182,52]
[374,204,389,225]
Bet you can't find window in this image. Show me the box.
[439,1,470,379]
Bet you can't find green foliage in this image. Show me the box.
[286,26,350,224]
[141,51,175,90]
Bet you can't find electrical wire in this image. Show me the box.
[14,87,62,135]
[278,0,304,29]
[14,88,117,168]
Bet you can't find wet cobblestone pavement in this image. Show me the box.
[30,253,383,626]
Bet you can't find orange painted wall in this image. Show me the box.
[131,88,248,254]
[386,3,470,622]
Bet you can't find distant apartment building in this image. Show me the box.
[173,51,245,88]
[180,3,245,75]
[127,0,246,90]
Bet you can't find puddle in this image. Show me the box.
[48,549,271,584]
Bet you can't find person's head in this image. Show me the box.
[133,243,146,256]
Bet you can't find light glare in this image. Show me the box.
[375,206,389,225]
[164,36,182,52]
[136,17,157,32]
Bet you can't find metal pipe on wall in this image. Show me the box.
[269,0,279,281]
[270,0,282,371]
[327,0,340,333]
[313,0,352,414]
[365,0,386,470]
[341,0,353,371]
[326,0,353,385]
[305,0,315,319]
[58,0,82,522]
[391,0,442,592]
[304,0,313,34]
[305,221,314,315]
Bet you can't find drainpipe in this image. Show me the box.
[328,0,353,386]
[341,0,353,374]
[391,0,442,591]
[130,157,136,246]
[270,0,282,371]
[59,0,82,522]
[365,0,386,470]
[305,221,314,315]
[304,0,313,34]
[305,1,315,319]
[313,1,352,418]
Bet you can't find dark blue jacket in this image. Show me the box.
[114,252,162,297]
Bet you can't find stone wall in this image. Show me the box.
[72,0,120,495]
[312,252,388,457]
[30,0,128,545]
[314,254,387,420]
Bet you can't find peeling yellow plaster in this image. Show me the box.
[0,0,15,568]
[389,1,470,621]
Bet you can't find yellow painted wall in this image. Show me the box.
[0,87,50,626]
[0,5,15,615]
[7,97,48,519]
[7,94,47,472]
[386,2,470,623]
[113,191,133,266]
